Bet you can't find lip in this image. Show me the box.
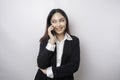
[56,27,63,31]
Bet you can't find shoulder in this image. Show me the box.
[69,35,80,45]
[40,38,49,46]
[69,35,80,48]
[70,35,79,42]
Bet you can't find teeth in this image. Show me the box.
[57,28,62,31]
[56,27,63,31]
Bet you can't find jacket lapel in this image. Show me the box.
[51,40,72,67]
[61,40,72,66]
[51,47,57,67]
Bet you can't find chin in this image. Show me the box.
[56,31,65,35]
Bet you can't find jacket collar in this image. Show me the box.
[55,33,73,44]
[65,33,73,41]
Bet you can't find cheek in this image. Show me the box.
[51,23,55,26]
[61,22,66,27]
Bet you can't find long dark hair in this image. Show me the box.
[40,8,70,43]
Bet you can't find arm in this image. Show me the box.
[37,40,55,69]
[37,25,56,69]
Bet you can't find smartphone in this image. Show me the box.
[51,29,55,35]
[48,23,55,35]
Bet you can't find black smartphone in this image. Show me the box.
[51,29,55,35]
[48,23,55,35]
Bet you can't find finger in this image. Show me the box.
[49,26,54,31]
[50,24,55,28]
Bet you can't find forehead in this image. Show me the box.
[51,12,65,20]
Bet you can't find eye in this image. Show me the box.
[51,20,56,23]
[60,18,65,22]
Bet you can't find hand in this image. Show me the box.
[48,25,55,38]
[40,68,47,75]
[48,25,56,44]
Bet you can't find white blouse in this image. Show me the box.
[46,33,72,78]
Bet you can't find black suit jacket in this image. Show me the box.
[35,35,80,80]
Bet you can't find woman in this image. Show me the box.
[35,8,80,80]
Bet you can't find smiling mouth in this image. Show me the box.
[56,27,63,31]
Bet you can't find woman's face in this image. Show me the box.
[51,12,66,35]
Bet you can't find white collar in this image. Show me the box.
[56,33,73,44]
[64,33,73,41]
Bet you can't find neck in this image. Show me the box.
[56,33,65,42]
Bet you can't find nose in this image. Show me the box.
[56,22,60,27]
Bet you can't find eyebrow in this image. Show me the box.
[60,18,65,20]
[51,18,65,21]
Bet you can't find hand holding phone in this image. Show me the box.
[51,29,55,35]
[48,25,55,36]
[48,25,56,44]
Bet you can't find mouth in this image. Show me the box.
[55,27,64,31]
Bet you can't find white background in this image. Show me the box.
[0,0,120,80]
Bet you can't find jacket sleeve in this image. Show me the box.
[37,40,54,69]
[52,37,80,78]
